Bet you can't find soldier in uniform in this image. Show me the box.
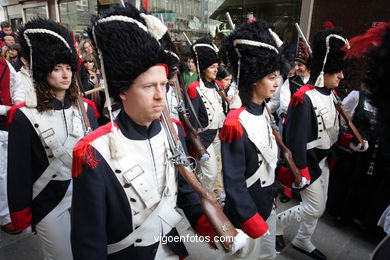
[275,28,368,259]
[71,5,247,259]
[278,38,311,122]
[220,19,283,259]
[7,18,98,259]
[186,38,227,192]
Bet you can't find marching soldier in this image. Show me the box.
[275,27,368,259]
[220,19,283,259]
[71,4,247,259]
[187,38,227,192]
[7,18,98,259]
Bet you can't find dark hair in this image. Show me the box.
[35,73,79,112]
[216,65,232,80]
[1,21,11,29]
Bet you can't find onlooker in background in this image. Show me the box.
[78,38,95,58]
[0,21,17,42]
[1,35,16,61]
[182,57,198,89]
[8,43,22,71]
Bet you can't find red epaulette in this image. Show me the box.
[82,97,100,118]
[6,101,26,127]
[171,118,186,136]
[215,80,225,89]
[289,84,315,107]
[72,122,118,178]
[187,81,200,99]
[219,107,246,143]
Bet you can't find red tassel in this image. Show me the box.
[6,101,26,127]
[82,97,100,118]
[72,122,118,178]
[219,107,245,143]
[187,81,199,99]
[289,84,315,107]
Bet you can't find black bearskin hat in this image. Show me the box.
[223,20,281,103]
[365,26,390,111]
[88,4,177,101]
[191,37,220,72]
[18,18,78,83]
[310,28,347,83]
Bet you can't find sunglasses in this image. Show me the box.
[86,60,94,63]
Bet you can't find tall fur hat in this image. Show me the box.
[19,18,78,83]
[309,28,349,86]
[223,20,281,93]
[191,37,220,72]
[88,4,177,101]
[365,26,390,110]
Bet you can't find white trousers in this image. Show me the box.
[35,190,73,260]
[0,130,10,225]
[277,158,329,252]
[221,209,277,260]
[199,134,221,192]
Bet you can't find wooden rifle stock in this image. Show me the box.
[332,91,365,146]
[170,73,209,161]
[82,86,105,96]
[74,76,92,135]
[161,107,237,251]
[216,84,231,105]
[264,103,301,186]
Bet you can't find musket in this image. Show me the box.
[170,72,210,162]
[295,23,312,56]
[82,86,105,96]
[160,106,237,251]
[332,90,365,146]
[264,102,302,187]
[215,83,231,106]
[226,12,235,30]
[74,75,93,135]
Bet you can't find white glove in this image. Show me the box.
[292,177,310,189]
[349,140,369,152]
[0,105,12,116]
[216,229,249,255]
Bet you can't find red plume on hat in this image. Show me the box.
[344,22,390,59]
[323,21,335,29]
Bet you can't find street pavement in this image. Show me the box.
[0,198,380,260]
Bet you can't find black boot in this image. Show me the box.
[276,235,286,251]
[292,244,327,260]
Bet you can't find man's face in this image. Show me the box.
[187,58,196,72]
[4,36,15,47]
[294,61,309,77]
[324,71,344,88]
[2,27,12,35]
[120,65,168,127]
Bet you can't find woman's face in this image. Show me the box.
[220,74,232,88]
[83,42,93,54]
[203,62,219,82]
[252,71,280,103]
[84,59,95,71]
[46,63,72,91]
